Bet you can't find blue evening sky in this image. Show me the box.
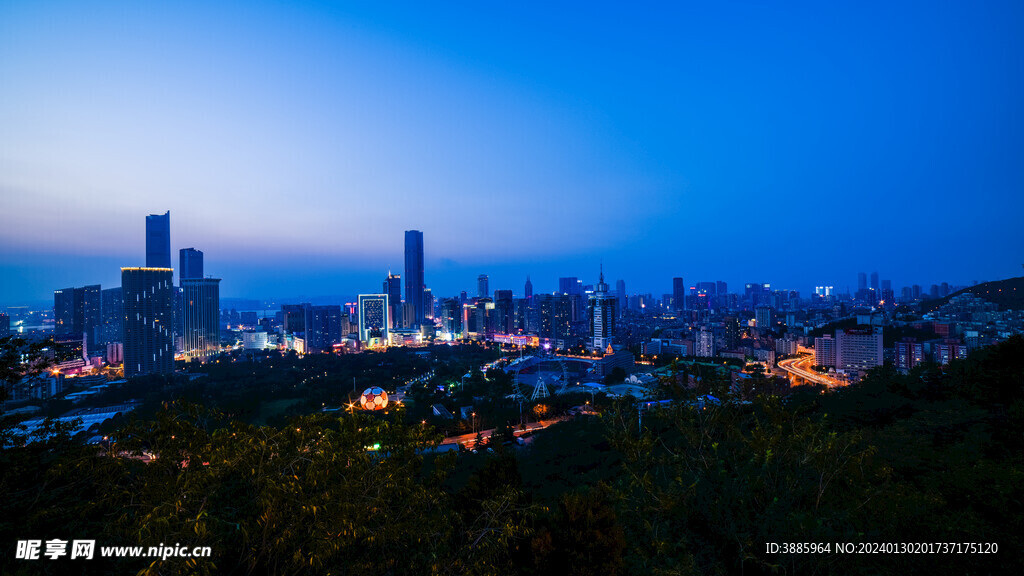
[1,1,1022,303]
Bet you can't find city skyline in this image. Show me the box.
[2,2,1024,303]
[0,215,1011,307]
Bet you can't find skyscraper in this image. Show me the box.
[672,277,685,311]
[858,272,867,292]
[588,267,617,350]
[122,267,174,377]
[524,276,533,302]
[53,285,101,349]
[404,231,424,326]
[870,271,879,292]
[494,289,514,334]
[615,279,626,317]
[358,294,389,342]
[477,275,489,299]
[755,305,772,330]
[146,211,171,270]
[307,305,343,352]
[181,278,220,362]
[383,273,402,329]
[101,287,123,345]
[179,248,204,280]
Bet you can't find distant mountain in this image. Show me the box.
[922,276,1024,312]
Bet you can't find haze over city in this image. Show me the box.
[2,1,1023,303]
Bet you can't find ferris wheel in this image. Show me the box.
[512,353,569,400]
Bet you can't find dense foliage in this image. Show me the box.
[1,337,1022,575]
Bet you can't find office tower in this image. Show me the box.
[814,335,836,367]
[537,294,571,340]
[404,230,424,326]
[101,287,123,345]
[493,290,514,334]
[0,313,9,338]
[524,276,533,302]
[755,305,772,330]
[402,302,416,328]
[53,285,101,349]
[558,277,581,296]
[281,304,312,336]
[696,328,715,358]
[857,272,867,292]
[358,294,389,342]
[146,211,172,270]
[307,305,343,352]
[181,278,220,362]
[477,275,489,299]
[716,281,728,298]
[870,272,879,292]
[912,285,922,300]
[439,298,462,336]
[895,338,924,373]
[54,288,75,336]
[588,267,617,349]
[615,279,626,316]
[423,288,434,320]
[179,248,204,280]
[671,277,685,311]
[835,329,883,373]
[122,267,174,377]
[383,273,402,329]
[723,316,741,350]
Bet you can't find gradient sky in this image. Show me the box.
[2,1,1023,304]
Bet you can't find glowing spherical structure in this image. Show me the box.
[359,386,389,411]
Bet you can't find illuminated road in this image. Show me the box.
[778,354,841,388]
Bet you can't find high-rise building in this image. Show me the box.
[835,329,883,374]
[146,211,172,270]
[358,294,389,342]
[181,278,220,362]
[307,305,344,352]
[404,231,424,327]
[383,273,402,329]
[536,294,571,340]
[696,328,715,358]
[101,287,123,345]
[494,290,514,334]
[53,285,101,350]
[870,272,879,292]
[814,335,836,367]
[423,288,434,321]
[477,275,489,299]
[122,267,174,377]
[755,305,772,330]
[588,267,617,350]
[179,248,204,280]
[0,313,9,338]
[857,272,867,292]
[524,276,533,302]
[672,277,685,311]
[281,304,311,336]
[615,279,626,316]
[439,298,462,336]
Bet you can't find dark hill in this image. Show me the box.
[921,275,1024,312]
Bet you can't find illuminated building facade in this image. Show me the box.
[122,267,174,377]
